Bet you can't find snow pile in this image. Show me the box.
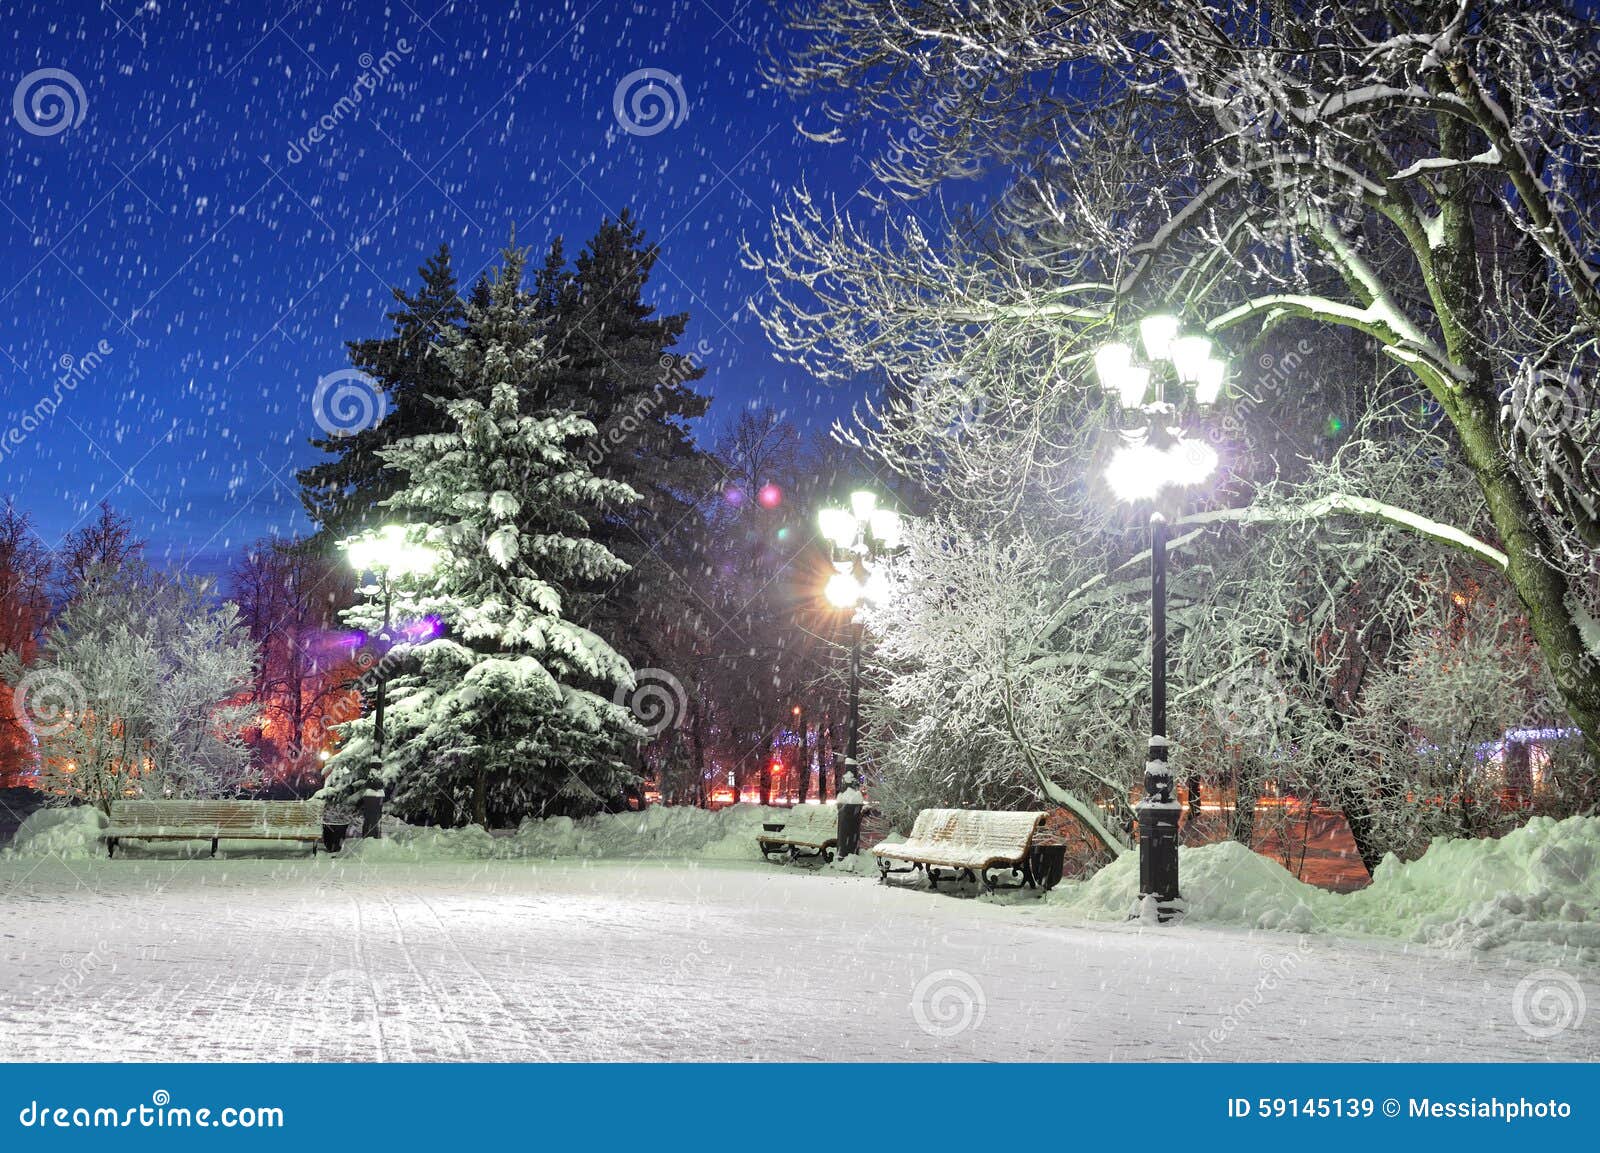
[3,806,105,861]
[1050,815,1600,964]
[509,802,784,861]
[344,803,792,863]
[344,817,502,862]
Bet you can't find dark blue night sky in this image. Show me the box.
[1,0,878,575]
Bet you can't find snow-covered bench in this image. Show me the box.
[873,808,1049,891]
[757,804,839,862]
[104,799,325,858]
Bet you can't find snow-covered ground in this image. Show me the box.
[2,845,1595,1062]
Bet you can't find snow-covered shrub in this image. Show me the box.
[1346,585,1563,859]
[1,566,260,811]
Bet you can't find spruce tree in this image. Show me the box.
[297,244,466,542]
[530,212,714,665]
[323,246,643,827]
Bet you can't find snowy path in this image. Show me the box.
[1,856,1595,1062]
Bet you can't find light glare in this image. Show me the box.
[824,571,862,608]
[1139,315,1180,362]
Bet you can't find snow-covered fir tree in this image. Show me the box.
[322,247,644,827]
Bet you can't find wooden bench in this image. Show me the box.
[757,804,839,862]
[872,808,1048,891]
[104,799,325,858]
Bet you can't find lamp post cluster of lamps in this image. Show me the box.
[1095,314,1229,920]
[817,490,904,793]
[341,525,438,838]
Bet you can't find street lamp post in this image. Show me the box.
[818,490,903,794]
[1095,316,1228,921]
[341,525,439,838]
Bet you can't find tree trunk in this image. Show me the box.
[472,767,488,828]
[1429,108,1600,763]
[690,701,707,808]
[1228,754,1258,846]
[758,726,772,806]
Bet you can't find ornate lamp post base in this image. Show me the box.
[1136,796,1183,922]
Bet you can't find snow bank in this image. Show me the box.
[1049,815,1600,964]
[3,806,105,861]
[344,803,792,863]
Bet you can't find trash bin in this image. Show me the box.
[359,790,383,839]
[836,803,863,858]
[321,820,350,854]
[835,772,865,858]
[1028,840,1067,890]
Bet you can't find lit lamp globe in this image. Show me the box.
[824,571,863,608]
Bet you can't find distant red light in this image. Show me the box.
[757,483,783,509]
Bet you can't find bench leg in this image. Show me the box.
[210,838,218,858]
[106,838,115,859]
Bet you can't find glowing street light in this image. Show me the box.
[816,491,904,795]
[340,525,439,837]
[1095,315,1230,921]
